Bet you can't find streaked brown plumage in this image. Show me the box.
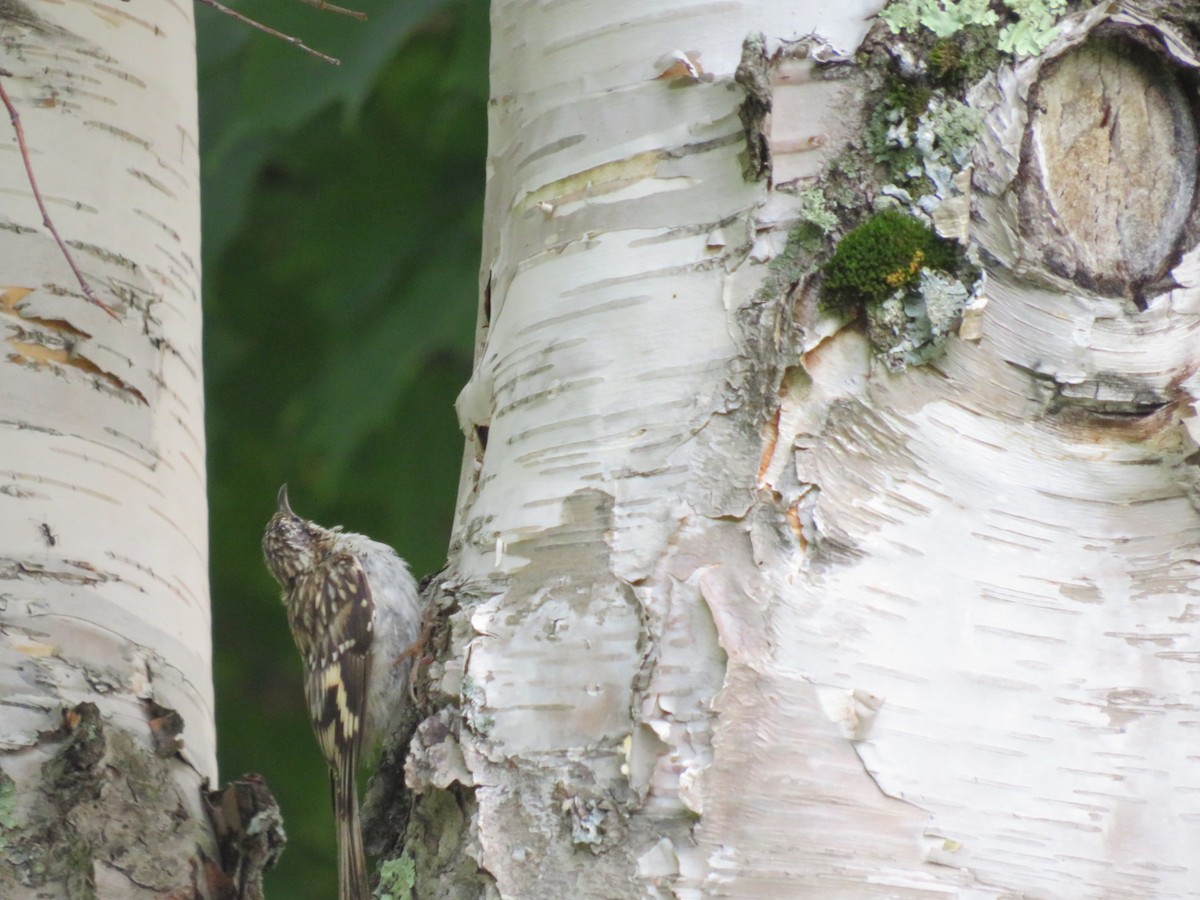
[263,486,420,900]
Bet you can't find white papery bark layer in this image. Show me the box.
[0,1,210,894]
[417,2,1200,897]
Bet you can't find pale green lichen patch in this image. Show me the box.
[759,2,1009,372]
[778,188,841,266]
[998,0,1069,55]
[377,851,416,900]
[921,96,984,165]
[0,769,16,845]
[880,0,998,38]
[795,187,839,237]
[869,90,983,192]
[880,0,1068,58]
[767,187,845,289]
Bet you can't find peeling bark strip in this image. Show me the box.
[1,288,149,405]
[397,0,1200,896]
[202,774,287,900]
[735,33,773,182]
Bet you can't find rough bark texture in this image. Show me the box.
[399,1,1200,897]
[0,1,218,895]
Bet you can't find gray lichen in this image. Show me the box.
[869,269,974,370]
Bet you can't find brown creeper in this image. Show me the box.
[262,486,421,900]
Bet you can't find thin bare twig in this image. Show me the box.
[0,69,118,320]
[194,0,342,65]
[295,0,367,21]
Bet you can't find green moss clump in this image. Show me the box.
[822,209,957,310]
[928,38,963,80]
[892,82,934,123]
[940,26,1004,85]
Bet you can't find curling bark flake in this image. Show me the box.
[0,1,217,895]
[405,0,1200,896]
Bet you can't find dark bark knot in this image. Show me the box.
[1017,31,1200,306]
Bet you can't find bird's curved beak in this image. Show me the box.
[277,484,293,516]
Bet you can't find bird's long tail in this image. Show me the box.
[333,762,370,900]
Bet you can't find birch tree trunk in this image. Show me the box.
[0,2,218,895]
[400,0,1200,896]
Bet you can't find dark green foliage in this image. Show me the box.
[822,209,957,310]
[199,2,486,897]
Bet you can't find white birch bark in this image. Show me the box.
[0,0,214,894]
[406,0,1200,896]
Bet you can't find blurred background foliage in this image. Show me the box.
[198,1,487,895]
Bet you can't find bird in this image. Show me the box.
[262,485,421,900]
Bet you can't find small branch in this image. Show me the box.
[295,0,367,21]
[0,70,118,320]
[194,0,342,65]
